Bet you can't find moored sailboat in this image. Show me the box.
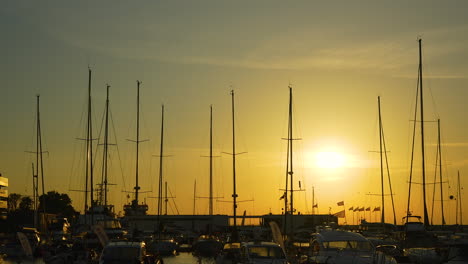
[146,104,179,256]
[401,38,449,263]
[123,80,149,217]
[360,96,398,237]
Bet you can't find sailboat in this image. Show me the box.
[123,80,149,216]
[227,89,247,242]
[192,105,223,258]
[146,104,179,256]
[430,119,446,226]
[22,95,48,250]
[195,105,222,218]
[91,84,128,240]
[214,91,245,263]
[156,104,166,220]
[95,84,114,216]
[281,86,303,238]
[71,71,126,248]
[67,68,109,251]
[72,68,98,227]
[28,95,47,231]
[402,39,449,263]
[361,96,398,235]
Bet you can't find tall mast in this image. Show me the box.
[230,90,238,240]
[33,95,46,227]
[288,86,294,216]
[84,68,94,215]
[286,86,295,236]
[134,80,142,207]
[438,119,446,225]
[209,105,214,216]
[378,96,385,225]
[280,86,302,235]
[100,85,110,208]
[282,86,299,235]
[418,39,430,226]
[157,105,165,217]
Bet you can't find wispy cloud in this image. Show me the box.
[32,4,468,76]
[427,142,468,147]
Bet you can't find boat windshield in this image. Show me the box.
[102,247,140,260]
[248,246,285,259]
[323,241,373,251]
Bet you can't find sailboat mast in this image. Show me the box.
[101,84,110,207]
[158,105,165,217]
[378,96,385,225]
[418,39,430,226]
[406,45,421,225]
[437,119,446,225]
[209,105,214,216]
[34,94,46,226]
[134,80,141,207]
[230,90,238,237]
[288,86,294,216]
[84,68,93,214]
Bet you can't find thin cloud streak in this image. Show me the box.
[32,6,468,74]
[427,142,468,147]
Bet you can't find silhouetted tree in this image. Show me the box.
[38,191,77,220]
[4,194,33,232]
[19,196,33,211]
[7,193,22,211]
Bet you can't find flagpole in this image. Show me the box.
[342,204,347,224]
[312,186,315,215]
[353,208,356,225]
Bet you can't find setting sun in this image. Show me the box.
[314,151,346,169]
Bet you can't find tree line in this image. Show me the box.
[1,191,77,232]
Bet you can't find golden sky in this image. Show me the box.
[1,1,468,225]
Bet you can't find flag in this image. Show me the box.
[373,206,381,212]
[366,207,371,211]
[279,193,285,200]
[313,203,318,208]
[337,201,344,206]
[333,210,346,218]
[359,207,365,211]
[348,207,354,211]
[353,207,359,212]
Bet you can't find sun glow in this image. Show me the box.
[314,151,346,169]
